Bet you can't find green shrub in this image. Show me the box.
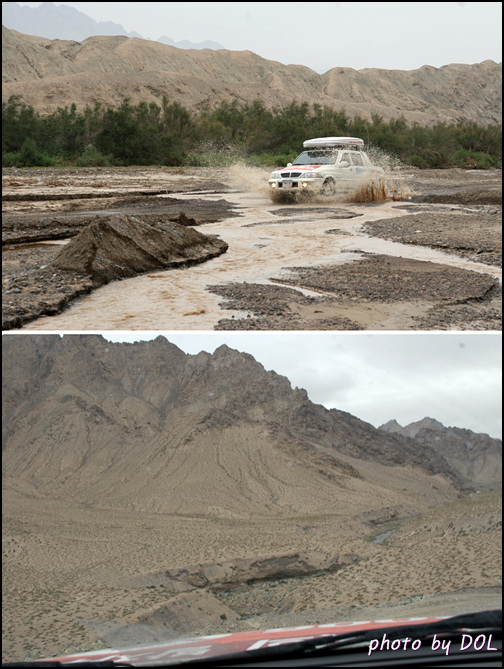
[2,151,22,167]
[2,96,502,169]
[75,144,113,167]
[450,149,500,169]
[405,154,430,169]
[11,139,55,167]
[183,141,246,167]
[246,152,295,167]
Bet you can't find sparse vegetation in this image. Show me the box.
[2,96,501,169]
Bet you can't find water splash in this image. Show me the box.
[226,162,272,196]
[185,141,247,168]
[351,177,390,203]
[366,147,417,201]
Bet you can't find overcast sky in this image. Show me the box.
[15,2,502,73]
[94,331,502,439]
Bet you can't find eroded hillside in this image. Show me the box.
[4,333,496,519]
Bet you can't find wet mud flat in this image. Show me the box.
[2,167,237,330]
[212,176,501,331]
[210,254,501,331]
[2,166,502,331]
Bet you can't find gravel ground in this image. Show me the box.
[209,282,364,330]
[361,205,502,267]
[210,278,501,331]
[209,250,501,331]
[193,586,503,641]
[2,245,94,331]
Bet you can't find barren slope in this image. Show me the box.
[2,27,501,124]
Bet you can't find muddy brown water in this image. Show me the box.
[15,194,501,331]
[3,165,501,331]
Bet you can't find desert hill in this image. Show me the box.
[2,26,502,125]
[3,335,500,521]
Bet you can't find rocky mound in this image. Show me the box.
[51,215,228,283]
[135,551,346,591]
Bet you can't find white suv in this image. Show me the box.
[268,137,385,199]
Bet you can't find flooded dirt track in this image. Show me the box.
[2,166,501,331]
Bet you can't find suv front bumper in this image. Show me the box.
[268,177,323,193]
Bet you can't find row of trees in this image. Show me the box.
[2,95,502,169]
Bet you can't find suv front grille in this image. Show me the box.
[281,172,302,178]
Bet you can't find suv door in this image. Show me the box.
[338,151,355,182]
[350,151,367,177]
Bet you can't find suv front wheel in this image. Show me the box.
[321,177,337,195]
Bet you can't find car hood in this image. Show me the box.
[27,617,448,666]
[279,165,323,171]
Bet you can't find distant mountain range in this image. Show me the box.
[1,2,225,49]
[380,418,502,489]
[2,335,500,522]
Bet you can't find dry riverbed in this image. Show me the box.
[2,489,501,662]
[2,166,501,331]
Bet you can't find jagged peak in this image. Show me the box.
[379,419,402,431]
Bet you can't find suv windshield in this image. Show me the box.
[292,150,338,165]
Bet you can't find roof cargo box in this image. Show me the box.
[303,137,365,149]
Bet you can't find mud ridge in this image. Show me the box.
[2,214,229,330]
[2,188,175,202]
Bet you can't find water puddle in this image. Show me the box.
[372,529,396,544]
[20,179,501,331]
[3,239,70,251]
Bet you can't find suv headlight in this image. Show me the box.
[301,172,322,178]
[269,172,282,180]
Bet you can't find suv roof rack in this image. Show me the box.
[303,137,365,149]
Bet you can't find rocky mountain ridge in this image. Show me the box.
[2,1,141,41]
[3,335,500,522]
[380,417,502,489]
[2,26,501,125]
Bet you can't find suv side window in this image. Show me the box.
[340,152,351,166]
[350,153,364,166]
